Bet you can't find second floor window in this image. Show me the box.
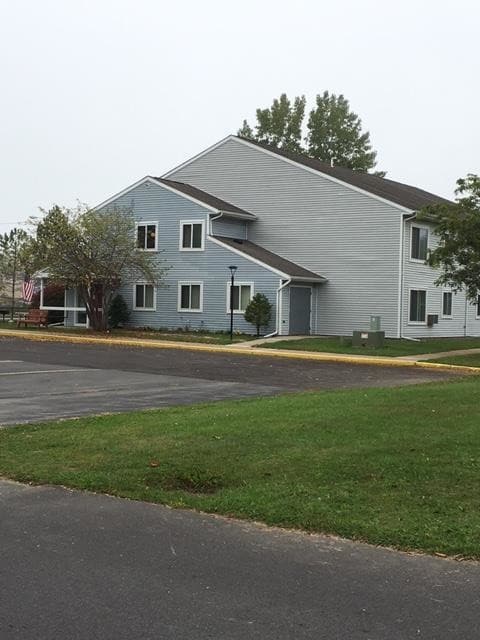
[180,221,204,250]
[411,226,428,261]
[137,223,157,250]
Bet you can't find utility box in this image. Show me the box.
[353,315,384,348]
[370,315,381,331]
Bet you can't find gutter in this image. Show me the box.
[209,212,223,235]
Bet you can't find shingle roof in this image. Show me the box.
[213,236,326,281]
[156,178,256,218]
[236,137,452,211]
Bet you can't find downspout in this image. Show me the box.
[399,212,419,340]
[209,212,223,235]
[264,278,291,338]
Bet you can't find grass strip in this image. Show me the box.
[262,336,480,357]
[1,379,479,558]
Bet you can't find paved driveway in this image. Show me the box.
[1,479,478,640]
[0,337,459,426]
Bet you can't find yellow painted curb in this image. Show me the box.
[0,329,479,375]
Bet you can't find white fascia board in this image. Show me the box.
[94,176,157,211]
[208,235,326,282]
[217,210,257,221]
[208,235,289,278]
[232,137,415,214]
[93,175,236,217]
[161,135,234,179]
[163,134,415,216]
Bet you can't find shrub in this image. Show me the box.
[108,294,130,328]
[244,293,272,336]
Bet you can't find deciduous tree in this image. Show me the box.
[238,91,382,173]
[27,204,168,331]
[419,174,480,302]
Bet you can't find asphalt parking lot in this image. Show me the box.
[0,337,459,426]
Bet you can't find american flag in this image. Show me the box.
[22,275,34,303]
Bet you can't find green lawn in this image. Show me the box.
[430,354,480,367]
[0,322,252,344]
[1,379,479,558]
[263,336,480,357]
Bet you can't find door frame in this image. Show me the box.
[289,284,312,335]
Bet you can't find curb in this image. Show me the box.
[0,329,479,374]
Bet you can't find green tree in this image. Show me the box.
[0,228,30,320]
[239,94,306,154]
[238,91,382,173]
[108,293,130,328]
[244,293,272,336]
[419,174,480,302]
[306,92,377,172]
[27,204,168,331]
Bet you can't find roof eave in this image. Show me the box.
[215,210,257,220]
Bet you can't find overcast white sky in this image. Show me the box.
[0,0,478,232]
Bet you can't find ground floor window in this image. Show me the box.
[477,295,480,318]
[134,284,155,310]
[442,291,453,317]
[409,289,426,323]
[227,282,253,313]
[178,282,203,312]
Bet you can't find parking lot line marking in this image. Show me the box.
[0,360,23,363]
[0,369,89,377]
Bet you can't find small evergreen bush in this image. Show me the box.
[244,293,272,336]
[108,294,130,328]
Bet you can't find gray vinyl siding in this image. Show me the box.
[402,220,480,337]
[168,138,403,337]
[101,181,277,334]
[211,217,247,239]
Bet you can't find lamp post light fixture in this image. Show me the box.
[228,265,238,342]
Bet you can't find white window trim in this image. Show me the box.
[441,290,453,319]
[178,281,204,313]
[179,220,205,252]
[408,288,427,325]
[226,281,254,314]
[133,283,156,311]
[136,221,158,252]
[409,224,429,263]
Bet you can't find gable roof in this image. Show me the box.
[212,236,326,282]
[156,178,256,219]
[235,137,452,211]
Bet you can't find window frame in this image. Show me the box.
[133,282,156,311]
[410,224,429,263]
[441,290,453,319]
[226,281,254,314]
[136,222,158,252]
[177,281,204,313]
[408,288,427,325]
[179,220,205,252]
[476,295,480,320]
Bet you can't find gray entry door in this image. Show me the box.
[289,286,311,335]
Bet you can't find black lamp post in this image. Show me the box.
[228,265,237,342]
